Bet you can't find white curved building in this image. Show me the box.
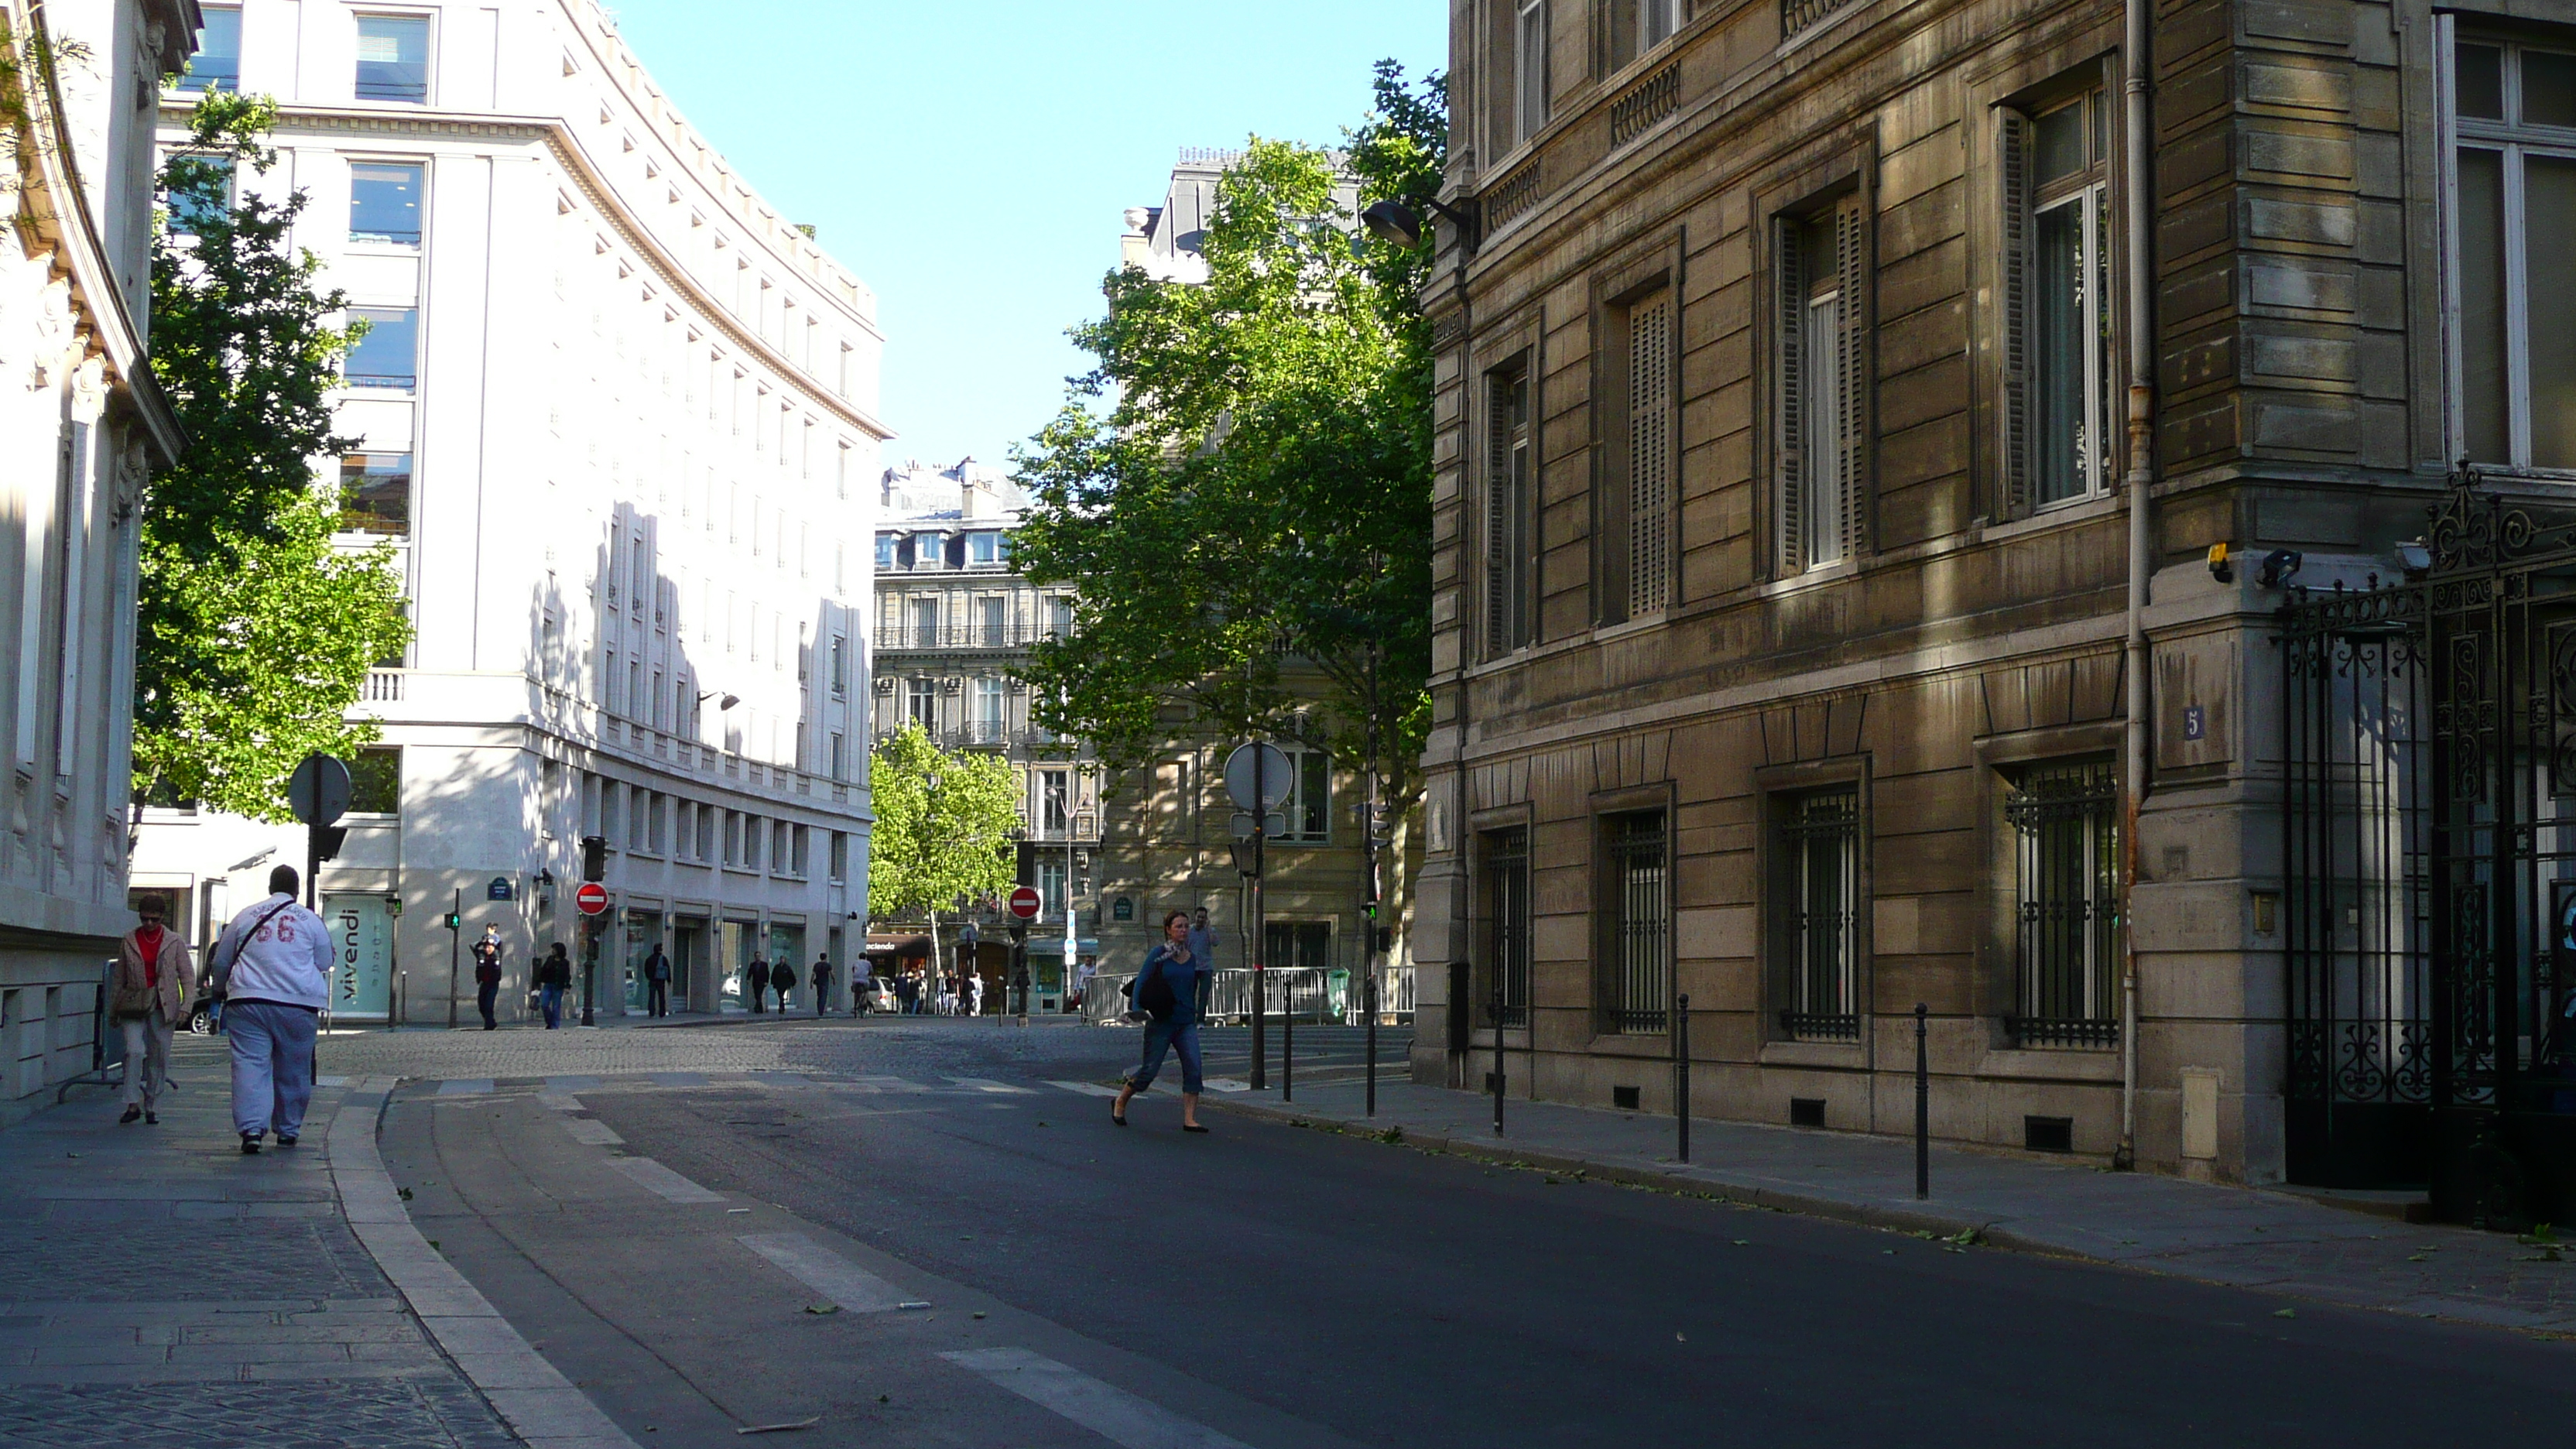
[132,0,886,1020]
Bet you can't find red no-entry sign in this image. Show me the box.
[1008,886,1042,920]
[574,882,611,916]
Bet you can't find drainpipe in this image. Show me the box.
[2117,0,2156,1173]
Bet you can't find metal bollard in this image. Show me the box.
[1914,1002,1930,1201]
[1283,977,1294,1104]
[1492,981,1506,1137]
[1675,992,1691,1164]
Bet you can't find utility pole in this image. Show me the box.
[1252,742,1268,1092]
[444,888,461,1029]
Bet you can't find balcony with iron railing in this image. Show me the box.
[876,625,1060,651]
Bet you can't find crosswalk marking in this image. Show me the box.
[1048,1081,1122,1098]
[737,1233,911,1313]
[940,1348,1255,1449]
[436,1078,494,1097]
[649,1072,707,1088]
[560,1118,622,1146]
[606,1156,726,1204]
[546,1075,601,1092]
[944,1076,1037,1094]
[1201,1078,1252,1094]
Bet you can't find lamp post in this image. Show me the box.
[1063,765,1081,1014]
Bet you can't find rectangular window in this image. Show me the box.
[1047,597,1074,639]
[830,831,850,882]
[1603,811,1669,1033]
[163,155,235,237]
[345,307,419,389]
[2006,759,2122,1047]
[349,161,423,246]
[772,820,790,873]
[792,824,810,877]
[1773,197,1869,573]
[746,816,766,871]
[831,635,848,695]
[1485,366,1533,655]
[906,678,937,729]
[337,453,412,536]
[649,793,667,854]
[1041,769,1070,835]
[1277,748,1331,843]
[723,810,742,866]
[975,677,1005,741]
[349,747,401,814]
[1514,0,1550,146]
[968,532,999,564]
[979,595,1009,646]
[181,5,242,92]
[1770,787,1860,1041]
[627,785,647,851]
[1265,921,1333,974]
[355,15,432,103]
[829,732,847,781]
[697,806,717,862]
[2448,33,2576,469]
[1482,827,1532,1027]
[2002,91,2115,508]
[601,780,622,848]
[911,597,939,648]
[1039,858,1068,923]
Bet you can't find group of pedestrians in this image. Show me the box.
[117,865,334,1153]
[732,954,840,1014]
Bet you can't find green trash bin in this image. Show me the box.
[1326,968,1351,1021]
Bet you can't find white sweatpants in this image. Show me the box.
[119,1013,173,1110]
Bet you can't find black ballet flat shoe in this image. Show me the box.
[1183,1124,1210,1134]
[119,1105,141,1125]
[144,1112,158,1125]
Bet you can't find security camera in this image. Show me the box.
[2256,549,2304,589]
[2207,543,2235,584]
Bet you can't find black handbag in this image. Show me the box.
[1134,960,1178,1023]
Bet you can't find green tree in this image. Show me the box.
[136,94,411,820]
[1009,62,1444,919]
[868,723,1021,946]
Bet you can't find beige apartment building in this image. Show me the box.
[1414,0,2576,1218]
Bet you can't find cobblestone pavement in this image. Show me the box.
[0,1052,521,1448]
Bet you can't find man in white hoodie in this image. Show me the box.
[210,865,334,1154]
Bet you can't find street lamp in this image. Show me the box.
[1360,195,1482,254]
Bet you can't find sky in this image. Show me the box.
[600,1,1449,476]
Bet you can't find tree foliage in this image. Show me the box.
[1009,63,1445,809]
[137,94,410,820]
[867,724,1020,923]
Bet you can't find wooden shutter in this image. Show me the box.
[1833,194,1870,559]
[1628,292,1673,615]
[1999,110,2033,518]
[1773,218,1808,577]
[1485,372,1520,656]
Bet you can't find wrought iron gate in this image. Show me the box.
[2283,474,2576,1224]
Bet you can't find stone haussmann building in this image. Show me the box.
[1416,0,2576,1216]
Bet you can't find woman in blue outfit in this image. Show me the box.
[1113,911,1208,1132]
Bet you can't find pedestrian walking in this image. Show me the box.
[770,955,800,1012]
[745,956,769,1012]
[645,941,671,1018]
[112,896,194,1125]
[962,968,982,1018]
[538,944,572,1029]
[207,865,331,1154]
[471,925,503,1029]
[810,954,834,1016]
[1111,911,1209,1133]
[1187,906,1220,974]
[896,971,919,1016]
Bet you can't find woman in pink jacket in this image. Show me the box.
[113,896,197,1125]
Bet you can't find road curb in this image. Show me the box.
[1206,1098,2067,1259]
[327,1075,642,1448]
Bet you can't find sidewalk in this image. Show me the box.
[1209,1077,2576,1337]
[0,1038,618,1447]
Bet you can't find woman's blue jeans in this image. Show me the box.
[541,984,564,1029]
[1127,1019,1204,1094]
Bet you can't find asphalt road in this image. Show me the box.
[375,1020,2576,1448]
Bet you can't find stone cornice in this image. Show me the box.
[164,101,896,442]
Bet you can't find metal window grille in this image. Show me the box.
[2007,759,2122,1046]
[1482,829,1531,1027]
[1607,813,1669,1033]
[1628,293,1673,615]
[1777,789,1860,1041]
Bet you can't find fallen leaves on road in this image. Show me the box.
[803,1304,838,1315]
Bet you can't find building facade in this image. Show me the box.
[130,0,885,1022]
[868,456,1100,1008]
[1416,0,2550,1196]
[1,0,196,1117]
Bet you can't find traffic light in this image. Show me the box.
[443,910,461,930]
[581,834,607,882]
